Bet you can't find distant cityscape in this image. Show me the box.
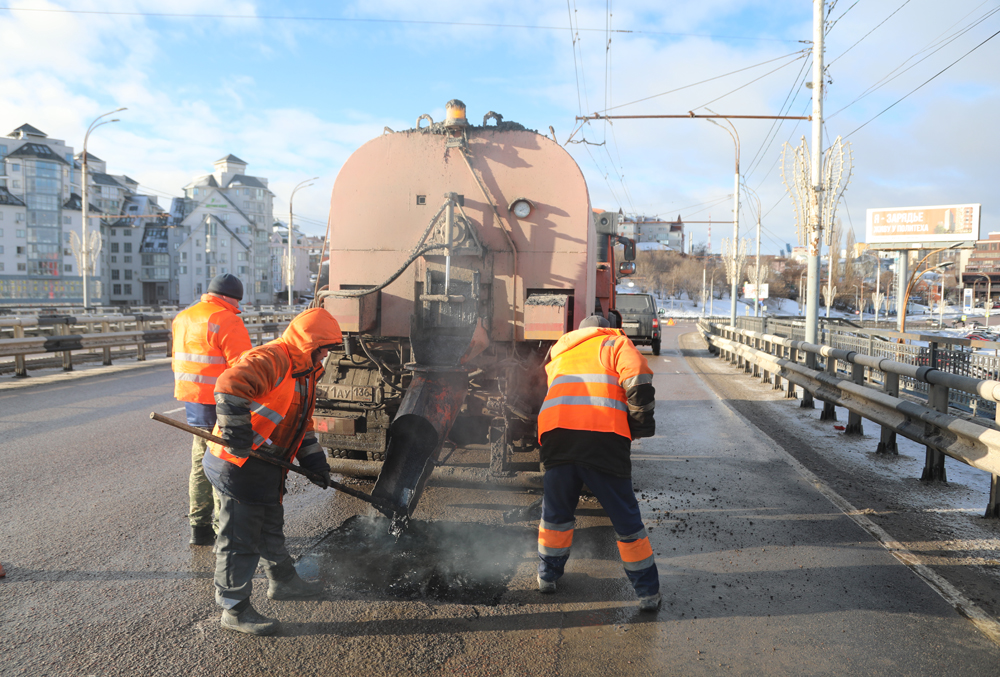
[0,124,323,309]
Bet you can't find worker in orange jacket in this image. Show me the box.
[203,307,342,636]
[536,314,660,611]
[171,273,252,546]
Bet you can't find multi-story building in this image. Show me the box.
[0,124,84,304]
[960,232,1000,306]
[0,186,27,280]
[268,223,311,302]
[171,155,274,305]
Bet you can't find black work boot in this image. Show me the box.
[220,605,279,636]
[267,571,324,600]
[189,525,215,546]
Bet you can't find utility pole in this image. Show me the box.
[805,0,825,351]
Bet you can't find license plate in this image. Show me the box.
[622,322,640,331]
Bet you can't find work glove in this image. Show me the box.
[227,447,252,458]
[309,468,331,489]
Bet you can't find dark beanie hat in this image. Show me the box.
[208,273,244,300]
[579,314,610,329]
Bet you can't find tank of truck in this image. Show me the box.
[314,100,622,517]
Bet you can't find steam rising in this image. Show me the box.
[313,515,534,605]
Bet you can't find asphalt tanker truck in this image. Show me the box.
[313,100,637,518]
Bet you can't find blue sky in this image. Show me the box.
[2,1,998,254]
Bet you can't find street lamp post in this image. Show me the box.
[976,273,992,326]
[742,184,763,317]
[901,259,955,334]
[798,269,807,316]
[81,108,126,310]
[705,116,740,326]
[287,177,318,306]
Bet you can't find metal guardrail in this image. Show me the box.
[698,318,1000,518]
[0,311,298,378]
[735,316,1000,419]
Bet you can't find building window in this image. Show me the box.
[196,267,202,275]
[195,253,202,261]
[237,252,247,261]
[0,262,3,271]
[111,229,116,236]
[11,163,19,172]
[179,265,187,274]
[15,212,23,222]
[110,256,116,263]
[111,242,119,253]
[16,246,25,255]
[17,263,25,271]
[124,269,132,280]
[124,242,132,253]
[0,245,3,254]
[124,284,132,295]
[124,256,132,263]
[113,284,121,295]
[12,180,20,189]
[63,216,71,225]
[111,270,120,280]
[64,264,72,272]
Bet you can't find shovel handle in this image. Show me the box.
[149,411,396,516]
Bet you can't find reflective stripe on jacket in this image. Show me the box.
[206,308,342,471]
[538,327,652,441]
[206,342,308,468]
[171,295,251,404]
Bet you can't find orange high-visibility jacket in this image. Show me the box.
[207,308,342,467]
[171,295,251,404]
[538,327,654,441]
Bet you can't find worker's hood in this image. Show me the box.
[280,308,343,373]
[549,326,623,360]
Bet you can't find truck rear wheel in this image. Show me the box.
[652,339,661,356]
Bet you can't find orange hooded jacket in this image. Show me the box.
[207,308,342,468]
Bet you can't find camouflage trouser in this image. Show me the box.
[189,432,221,529]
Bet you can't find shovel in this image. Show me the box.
[150,412,399,519]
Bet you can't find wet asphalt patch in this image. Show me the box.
[305,515,534,605]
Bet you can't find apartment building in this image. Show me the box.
[171,155,274,305]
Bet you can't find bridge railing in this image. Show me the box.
[0,310,298,378]
[698,318,1000,518]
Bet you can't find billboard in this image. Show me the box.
[866,204,980,248]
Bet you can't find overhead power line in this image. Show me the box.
[0,6,802,41]
[845,25,1000,138]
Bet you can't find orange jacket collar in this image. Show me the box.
[201,293,241,314]
[551,327,623,359]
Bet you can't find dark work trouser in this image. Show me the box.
[538,463,659,598]
[189,430,220,529]
[214,494,295,611]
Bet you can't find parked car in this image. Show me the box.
[616,293,661,355]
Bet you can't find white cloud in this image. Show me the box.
[0,0,996,248]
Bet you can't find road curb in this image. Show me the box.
[0,357,171,392]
